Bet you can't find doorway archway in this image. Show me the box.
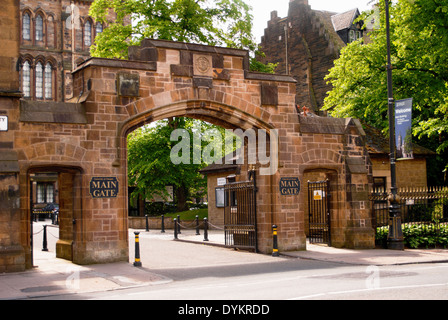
[27,166,83,266]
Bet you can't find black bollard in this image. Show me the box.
[133,232,142,267]
[42,225,49,252]
[195,215,200,235]
[161,215,165,233]
[203,217,209,242]
[272,225,279,257]
[177,215,181,234]
[145,215,149,232]
[173,218,178,240]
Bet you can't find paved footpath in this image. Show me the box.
[2,222,448,300]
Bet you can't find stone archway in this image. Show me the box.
[3,39,375,270]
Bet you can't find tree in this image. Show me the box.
[89,0,276,72]
[127,118,237,212]
[323,0,448,179]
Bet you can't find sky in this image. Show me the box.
[246,0,374,42]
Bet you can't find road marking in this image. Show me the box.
[288,282,448,300]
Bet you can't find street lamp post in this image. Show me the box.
[384,0,404,250]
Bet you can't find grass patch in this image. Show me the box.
[163,208,208,220]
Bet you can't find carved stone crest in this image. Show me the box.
[193,54,213,77]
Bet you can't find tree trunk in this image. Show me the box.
[176,185,189,212]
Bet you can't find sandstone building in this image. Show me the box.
[19,0,111,102]
[258,0,362,113]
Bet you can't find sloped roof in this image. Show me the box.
[331,8,360,32]
[314,10,345,50]
[363,123,435,156]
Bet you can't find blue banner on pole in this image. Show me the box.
[395,98,413,160]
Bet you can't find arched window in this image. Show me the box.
[95,22,103,36]
[45,63,53,100]
[23,13,31,40]
[84,20,92,47]
[35,15,44,42]
[47,16,55,48]
[22,61,31,98]
[35,62,43,99]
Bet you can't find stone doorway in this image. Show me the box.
[28,167,83,266]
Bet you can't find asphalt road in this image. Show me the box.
[29,225,448,302]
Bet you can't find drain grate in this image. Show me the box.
[21,285,64,293]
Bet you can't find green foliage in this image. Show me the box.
[323,0,448,173]
[376,224,448,249]
[89,0,275,72]
[127,118,238,212]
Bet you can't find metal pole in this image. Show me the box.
[161,214,165,233]
[145,214,149,232]
[203,217,209,242]
[385,0,404,250]
[195,215,200,235]
[42,225,49,252]
[174,218,178,240]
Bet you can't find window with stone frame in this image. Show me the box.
[35,15,44,42]
[45,62,53,100]
[22,61,31,98]
[373,177,387,193]
[23,13,31,40]
[349,29,356,43]
[37,183,54,204]
[84,20,92,48]
[35,62,43,99]
[95,22,103,36]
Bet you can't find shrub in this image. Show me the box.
[376,223,448,249]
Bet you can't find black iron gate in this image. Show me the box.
[308,180,331,245]
[224,177,258,252]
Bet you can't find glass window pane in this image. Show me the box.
[23,13,31,40]
[37,184,45,203]
[36,15,43,41]
[46,184,54,203]
[96,23,103,35]
[35,62,43,99]
[22,61,31,98]
[45,63,52,99]
[84,21,91,47]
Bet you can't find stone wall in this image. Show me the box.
[0,0,24,272]
[371,156,429,190]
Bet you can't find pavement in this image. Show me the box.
[2,220,448,300]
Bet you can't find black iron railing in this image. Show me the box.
[370,186,448,247]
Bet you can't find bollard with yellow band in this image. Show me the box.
[272,225,279,257]
[133,232,142,267]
